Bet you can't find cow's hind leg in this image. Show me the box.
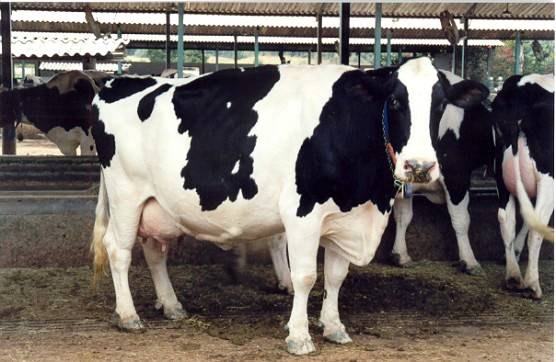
[104,200,144,331]
[319,247,351,344]
[268,234,292,294]
[498,196,523,289]
[391,197,414,267]
[142,237,187,320]
[522,175,553,300]
[513,224,528,260]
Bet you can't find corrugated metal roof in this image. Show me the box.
[9,2,555,20]
[0,34,128,59]
[10,20,554,40]
[39,61,131,72]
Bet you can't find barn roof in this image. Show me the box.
[0,34,128,59]
[9,2,555,20]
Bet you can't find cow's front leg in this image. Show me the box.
[268,234,292,294]
[391,197,414,267]
[446,192,482,275]
[142,237,187,320]
[498,196,523,289]
[319,247,351,344]
[522,175,553,299]
[284,228,319,355]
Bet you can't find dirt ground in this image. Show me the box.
[0,261,553,361]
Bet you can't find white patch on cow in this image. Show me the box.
[395,57,440,183]
[226,101,231,109]
[437,104,464,140]
[46,126,90,156]
[231,160,240,174]
[517,74,554,93]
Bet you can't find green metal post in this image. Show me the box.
[514,31,522,75]
[117,25,122,75]
[373,3,382,69]
[177,3,185,78]
[254,27,259,67]
[461,18,468,78]
[386,29,392,66]
[451,44,456,73]
[215,47,219,71]
[397,47,402,64]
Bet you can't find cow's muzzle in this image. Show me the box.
[403,160,436,183]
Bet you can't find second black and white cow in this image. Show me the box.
[389,70,493,274]
[492,74,554,299]
[90,58,488,354]
[0,70,111,155]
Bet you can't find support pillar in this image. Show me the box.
[451,44,456,73]
[254,27,259,66]
[1,2,15,154]
[201,49,205,74]
[316,11,323,64]
[165,11,171,69]
[386,29,392,66]
[374,3,382,69]
[233,34,238,69]
[461,17,468,78]
[215,47,219,71]
[177,2,185,78]
[116,25,122,75]
[514,31,522,75]
[339,2,350,65]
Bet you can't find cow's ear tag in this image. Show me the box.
[403,183,413,199]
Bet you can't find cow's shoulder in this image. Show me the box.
[295,69,396,217]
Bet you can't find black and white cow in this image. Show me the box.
[492,74,554,299]
[90,58,488,354]
[0,70,111,156]
[389,70,494,274]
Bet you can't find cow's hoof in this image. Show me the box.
[112,313,145,332]
[324,329,352,344]
[464,264,483,276]
[456,260,482,275]
[286,337,316,355]
[164,306,188,321]
[390,253,414,268]
[277,283,294,295]
[522,281,542,300]
[505,276,524,291]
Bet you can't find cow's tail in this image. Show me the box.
[512,154,554,241]
[91,172,110,286]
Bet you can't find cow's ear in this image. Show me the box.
[446,80,489,109]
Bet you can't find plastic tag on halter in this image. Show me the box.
[403,183,413,199]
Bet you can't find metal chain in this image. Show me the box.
[381,102,405,195]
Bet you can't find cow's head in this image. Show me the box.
[386,57,488,184]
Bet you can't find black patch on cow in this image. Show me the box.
[91,105,115,168]
[171,65,280,211]
[98,77,157,104]
[137,84,173,121]
[493,76,554,179]
[430,73,495,205]
[295,69,407,217]
[0,79,97,134]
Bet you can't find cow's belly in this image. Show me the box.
[501,138,537,197]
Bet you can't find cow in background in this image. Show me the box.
[493,74,554,299]
[0,70,112,156]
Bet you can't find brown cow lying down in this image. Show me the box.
[0,70,112,156]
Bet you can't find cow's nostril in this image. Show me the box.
[422,161,436,173]
[404,160,417,171]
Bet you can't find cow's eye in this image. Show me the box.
[390,97,399,109]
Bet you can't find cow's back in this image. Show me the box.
[93,65,353,243]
